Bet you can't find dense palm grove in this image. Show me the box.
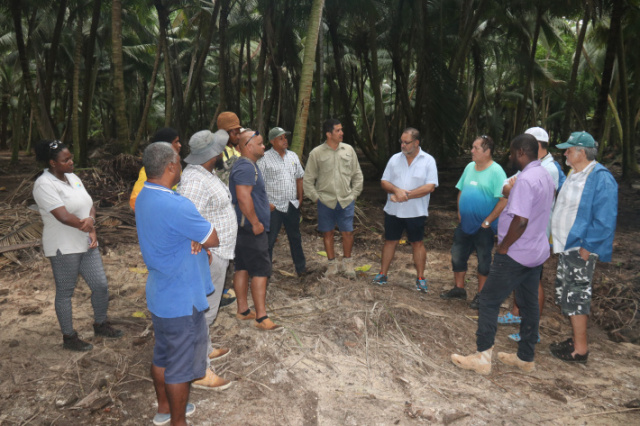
[1,0,638,176]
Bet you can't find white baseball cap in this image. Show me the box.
[525,127,549,143]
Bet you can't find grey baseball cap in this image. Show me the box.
[184,130,229,164]
[268,127,291,141]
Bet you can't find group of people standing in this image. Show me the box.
[446,129,617,375]
[31,114,617,424]
[129,115,365,424]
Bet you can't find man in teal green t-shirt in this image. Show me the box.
[440,135,507,309]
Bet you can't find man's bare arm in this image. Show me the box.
[236,184,264,235]
[497,215,528,254]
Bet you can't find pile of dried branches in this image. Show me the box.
[0,204,42,270]
[0,154,141,270]
[593,273,640,344]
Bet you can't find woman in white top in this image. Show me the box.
[32,140,122,351]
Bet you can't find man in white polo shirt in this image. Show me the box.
[371,127,438,292]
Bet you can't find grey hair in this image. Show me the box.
[575,144,598,161]
[143,142,177,179]
[403,127,421,142]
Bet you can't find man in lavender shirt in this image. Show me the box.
[451,134,555,375]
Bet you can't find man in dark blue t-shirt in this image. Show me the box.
[229,129,280,331]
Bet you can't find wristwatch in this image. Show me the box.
[484,221,490,227]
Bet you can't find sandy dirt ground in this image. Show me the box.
[1,151,639,425]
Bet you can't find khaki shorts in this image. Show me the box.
[554,250,598,316]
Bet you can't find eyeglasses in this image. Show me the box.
[245,131,260,146]
[49,140,61,150]
[399,139,415,145]
[480,135,489,140]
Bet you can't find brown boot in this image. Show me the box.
[192,368,232,391]
[451,347,493,375]
[209,348,230,360]
[498,352,535,373]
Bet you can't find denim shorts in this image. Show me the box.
[234,228,272,277]
[555,250,598,316]
[152,308,208,384]
[317,200,355,232]
[450,225,495,276]
[384,213,426,242]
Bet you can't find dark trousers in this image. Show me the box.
[477,253,541,362]
[267,203,306,274]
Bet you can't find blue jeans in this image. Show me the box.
[451,225,494,276]
[476,253,541,362]
[267,203,306,275]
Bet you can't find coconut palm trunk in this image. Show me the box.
[72,13,84,163]
[290,0,325,157]
[111,0,130,150]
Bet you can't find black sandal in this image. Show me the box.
[550,344,588,363]
[549,337,573,351]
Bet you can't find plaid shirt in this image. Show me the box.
[178,164,238,259]
[257,149,304,213]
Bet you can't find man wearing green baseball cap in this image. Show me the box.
[257,127,307,277]
[550,131,618,364]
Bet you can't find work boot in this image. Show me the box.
[325,259,339,277]
[498,352,535,373]
[63,331,93,352]
[451,347,493,375]
[342,257,356,279]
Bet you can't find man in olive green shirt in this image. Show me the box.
[303,119,363,278]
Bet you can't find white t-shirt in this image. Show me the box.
[33,169,93,256]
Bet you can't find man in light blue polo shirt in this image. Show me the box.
[371,128,438,292]
[136,142,219,425]
[452,133,554,375]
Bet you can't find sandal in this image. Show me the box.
[508,333,541,343]
[550,344,588,363]
[550,337,573,351]
[497,312,522,325]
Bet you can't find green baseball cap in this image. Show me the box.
[556,131,596,149]
[268,127,291,141]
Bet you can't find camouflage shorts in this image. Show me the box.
[554,250,598,316]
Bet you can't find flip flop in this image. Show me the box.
[508,333,541,343]
[498,312,522,325]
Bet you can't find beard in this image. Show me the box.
[214,156,225,170]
